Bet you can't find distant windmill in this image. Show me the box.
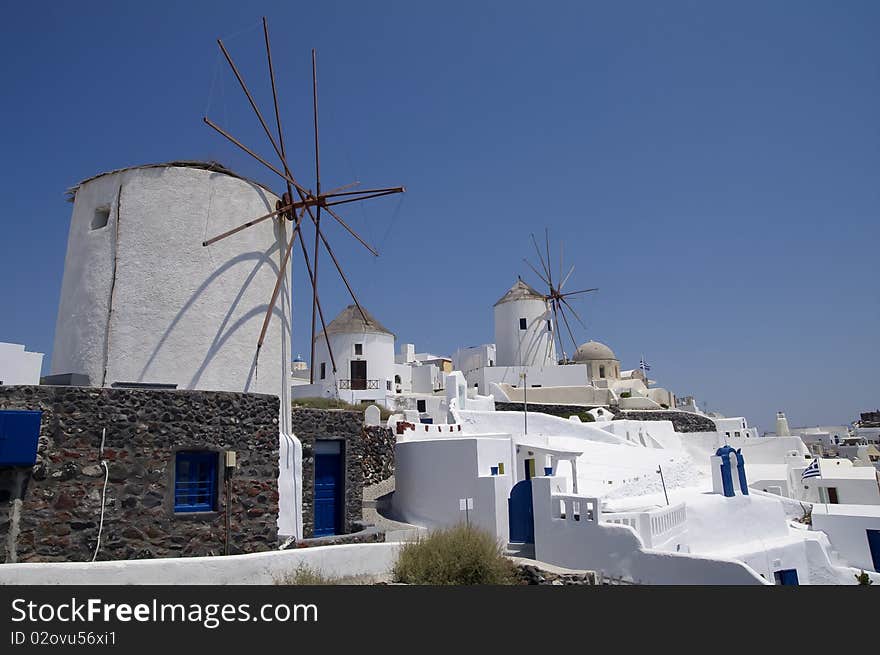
[201,17,405,381]
[523,230,597,363]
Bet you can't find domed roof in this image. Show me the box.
[315,304,393,341]
[493,278,546,307]
[572,340,617,362]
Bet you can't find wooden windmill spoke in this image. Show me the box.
[256,207,307,352]
[292,223,337,379]
[557,300,580,359]
[559,241,564,293]
[523,258,550,287]
[531,233,552,284]
[544,228,554,288]
[217,36,301,187]
[322,205,380,257]
[323,180,360,195]
[559,264,575,292]
[560,287,599,297]
[323,186,406,200]
[203,117,313,200]
[310,47,324,390]
[551,302,567,362]
[310,214,370,324]
[560,297,588,329]
[202,202,294,247]
[324,189,405,208]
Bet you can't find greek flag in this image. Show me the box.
[640,359,651,371]
[802,459,821,480]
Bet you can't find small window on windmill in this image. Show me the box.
[354,343,363,356]
[320,362,326,380]
[91,206,110,230]
[519,318,527,330]
[547,320,552,332]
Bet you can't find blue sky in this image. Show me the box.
[1,1,877,431]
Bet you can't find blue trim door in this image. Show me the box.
[314,448,343,537]
[508,479,534,543]
[773,569,799,585]
[867,530,880,572]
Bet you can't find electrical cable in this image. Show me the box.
[91,428,109,562]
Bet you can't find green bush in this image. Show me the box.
[855,570,873,585]
[574,412,595,422]
[393,524,518,585]
[619,391,632,399]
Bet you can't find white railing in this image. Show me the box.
[551,494,600,524]
[601,502,687,549]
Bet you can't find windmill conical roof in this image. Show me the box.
[314,304,394,341]
[493,278,546,307]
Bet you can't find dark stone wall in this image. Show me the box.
[362,426,395,486]
[0,385,279,562]
[614,410,717,433]
[494,401,608,420]
[291,408,364,539]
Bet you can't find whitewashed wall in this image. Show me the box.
[0,343,43,385]
[812,507,880,573]
[392,436,513,537]
[494,296,555,368]
[0,543,400,585]
[312,330,395,403]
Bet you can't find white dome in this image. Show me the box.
[573,340,617,362]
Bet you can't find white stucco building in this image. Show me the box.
[494,278,556,368]
[0,343,44,385]
[294,304,396,405]
[52,161,301,538]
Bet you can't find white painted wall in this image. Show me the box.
[494,296,555,368]
[392,435,513,538]
[53,166,289,396]
[811,505,880,573]
[0,343,43,385]
[452,344,495,376]
[494,380,611,405]
[312,329,395,404]
[0,543,400,585]
[476,364,590,396]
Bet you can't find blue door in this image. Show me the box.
[314,441,343,537]
[867,530,880,571]
[773,569,799,585]
[508,479,534,544]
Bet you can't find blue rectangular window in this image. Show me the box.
[174,451,218,512]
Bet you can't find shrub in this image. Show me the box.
[574,412,595,422]
[619,391,632,399]
[274,563,338,585]
[393,524,518,585]
[855,570,873,585]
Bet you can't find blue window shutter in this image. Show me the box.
[0,410,42,467]
[174,451,218,512]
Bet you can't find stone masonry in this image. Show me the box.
[0,385,279,562]
[361,425,395,486]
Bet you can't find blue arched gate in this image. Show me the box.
[508,479,534,543]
